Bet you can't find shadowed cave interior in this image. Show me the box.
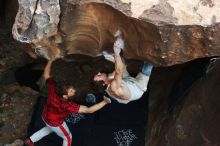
[14,54,210,146]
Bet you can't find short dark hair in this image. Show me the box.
[92,80,107,96]
[56,80,74,97]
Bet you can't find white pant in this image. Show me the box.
[107,69,150,104]
[30,120,72,146]
[122,69,149,91]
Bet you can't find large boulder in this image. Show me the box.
[146,58,220,146]
[12,1,220,66]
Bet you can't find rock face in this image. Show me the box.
[12,1,220,66]
[12,0,220,27]
[146,58,220,146]
[4,139,24,146]
[0,84,38,145]
[0,10,38,144]
[122,0,220,26]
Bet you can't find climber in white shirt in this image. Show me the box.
[93,31,153,104]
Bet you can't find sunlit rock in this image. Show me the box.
[12,1,220,66]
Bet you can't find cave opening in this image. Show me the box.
[15,61,45,92]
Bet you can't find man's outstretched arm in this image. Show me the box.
[78,96,111,114]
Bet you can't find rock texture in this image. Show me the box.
[123,0,220,26]
[12,1,220,66]
[13,0,220,26]
[0,16,38,145]
[146,58,220,146]
[0,84,38,145]
[4,139,24,146]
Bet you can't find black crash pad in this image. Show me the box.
[27,92,148,146]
